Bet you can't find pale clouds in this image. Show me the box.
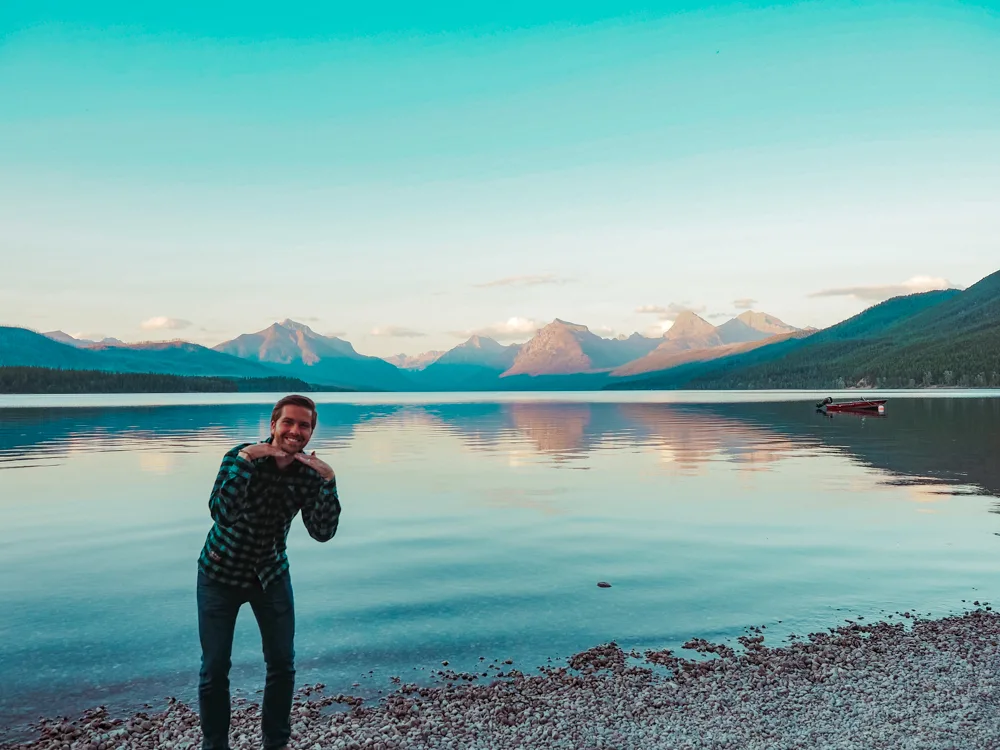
[733,298,758,309]
[71,331,109,341]
[140,316,192,330]
[635,302,707,321]
[809,276,958,301]
[644,321,672,338]
[475,274,574,288]
[453,316,543,342]
[370,325,426,338]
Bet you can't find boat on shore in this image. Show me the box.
[816,396,887,414]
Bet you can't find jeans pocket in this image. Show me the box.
[267,573,295,615]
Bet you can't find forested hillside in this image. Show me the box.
[611,278,999,390]
[688,276,999,389]
[0,367,345,394]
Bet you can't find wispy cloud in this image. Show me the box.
[635,302,706,321]
[591,324,617,337]
[706,312,731,320]
[370,325,426,338]
[475,274,574,288]
[451,316,543,342]
[733,298,757,309]
[809,276,958,301]
[140,316,192,331]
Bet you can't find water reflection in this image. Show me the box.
[1,396,999,733]
[3,399,997,498]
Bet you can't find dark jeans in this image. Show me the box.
[197,570,295,750]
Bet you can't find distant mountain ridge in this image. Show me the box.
[665,311,722,345]
[714,318,761,345]
[612,281,993,390]
[216,319,360,363]
[502,319,659,377]
[614,310,799,377]
[436,335,521,369]
[383,351,445,370]
[1,327,285,379]
[4,310,802,390]
[43,331,127,348]
[213,319,412,391]
[613,330,810,378]
[9,272,993,393]
[715,312,797,345]
[406,335,523,390]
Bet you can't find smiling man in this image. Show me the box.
[196,394,341,750]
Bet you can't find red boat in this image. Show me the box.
[816,396,887,413]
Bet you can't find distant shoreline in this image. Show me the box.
[0,367,351,395]
[1,366,996,396]
[0,366,1000,396]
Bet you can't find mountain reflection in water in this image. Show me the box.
[1,395,998,733]
[2,398,997,499]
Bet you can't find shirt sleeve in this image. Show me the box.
[301,476,341,542]
[209,444,255,527]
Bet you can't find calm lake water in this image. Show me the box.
[2,391,999,734]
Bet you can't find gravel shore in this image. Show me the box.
[5,609,999,750]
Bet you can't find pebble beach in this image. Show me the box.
[5,608,999,750]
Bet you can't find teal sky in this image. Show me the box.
[1,1,998,356]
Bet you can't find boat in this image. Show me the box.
[816,396,886,413]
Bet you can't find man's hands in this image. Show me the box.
[237,444,335,481]
[293,451,335,482]
[238,443,289,462]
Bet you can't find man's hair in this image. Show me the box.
[271,394,318,429]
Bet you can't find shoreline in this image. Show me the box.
[4,609,999,749]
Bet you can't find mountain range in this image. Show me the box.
[212,319,412,391]
[0,327,281,380]
[1,311,794,390]
[611,268,1000,390]
[44,331,126,348]
[2,269,996,391]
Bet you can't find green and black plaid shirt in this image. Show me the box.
[198,438,341,589]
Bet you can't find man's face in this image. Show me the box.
[270,405,315,454]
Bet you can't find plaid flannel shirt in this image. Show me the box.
[198,438,341,589]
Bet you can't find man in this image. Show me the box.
[197,394,341,750]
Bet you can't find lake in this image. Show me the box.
[1,391,999,735]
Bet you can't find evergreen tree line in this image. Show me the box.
[688,345,1000,390]
[0,367,337,394]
